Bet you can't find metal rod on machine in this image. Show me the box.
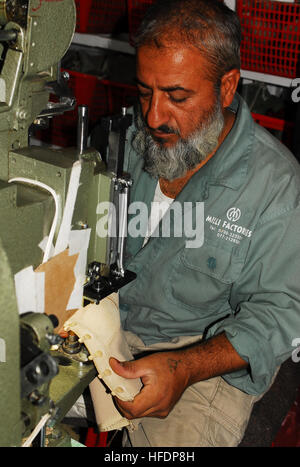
[77,105,89,157]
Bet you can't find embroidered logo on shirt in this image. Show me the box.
[205,208,252,245]
[227,207,241,222]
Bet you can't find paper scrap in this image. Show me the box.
[35,249,78,331]
[14,266,45,315]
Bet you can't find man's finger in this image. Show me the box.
[109,356,148,380]
[113,381,163,419]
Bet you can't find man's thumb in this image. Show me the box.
[109,356,139,379]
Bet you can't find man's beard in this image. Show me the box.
[131,98,224,181]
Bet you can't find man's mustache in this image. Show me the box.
[148,124,180,136]
[156,124,179,135]
[147,124,180,144]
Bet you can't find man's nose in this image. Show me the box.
[144,93,169,131]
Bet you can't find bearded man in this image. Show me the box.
[106,0,300,447]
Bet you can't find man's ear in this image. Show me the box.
[220,69,241,109]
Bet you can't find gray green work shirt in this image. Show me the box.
[119,94,300,396]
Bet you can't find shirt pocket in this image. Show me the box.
[165,242,244,315]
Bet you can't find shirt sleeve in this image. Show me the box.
[206,205,300,395]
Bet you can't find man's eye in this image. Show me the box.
[169,95,188,103]
[138,91,151,99]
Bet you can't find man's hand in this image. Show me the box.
[109,333,248,420]
[109,351,189,420]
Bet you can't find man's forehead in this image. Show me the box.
[137,42,205,62]
[136,44,211,86]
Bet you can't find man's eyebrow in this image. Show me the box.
[160,85,194,93]
[135,78,151,89]
[135,78,194,93]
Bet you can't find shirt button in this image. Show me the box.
[207,257,217,270]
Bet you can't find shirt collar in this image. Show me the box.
[204,93,255,190]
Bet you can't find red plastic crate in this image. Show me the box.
[251,112,294,149]
[127,0,230,42]
[128,0,155,43]
[85,427,108,447]
[75,0,127,34]
[128,0,300,79]
[36,70,138,148]
[272,387,300,447]
[237,0,300,78]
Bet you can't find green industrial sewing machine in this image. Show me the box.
[0,0,135,447]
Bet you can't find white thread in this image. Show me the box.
[8,177,61,263]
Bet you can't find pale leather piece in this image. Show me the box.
[63,293,142,431]
[89,377,135,432]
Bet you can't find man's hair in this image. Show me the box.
[133,0,241,85]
